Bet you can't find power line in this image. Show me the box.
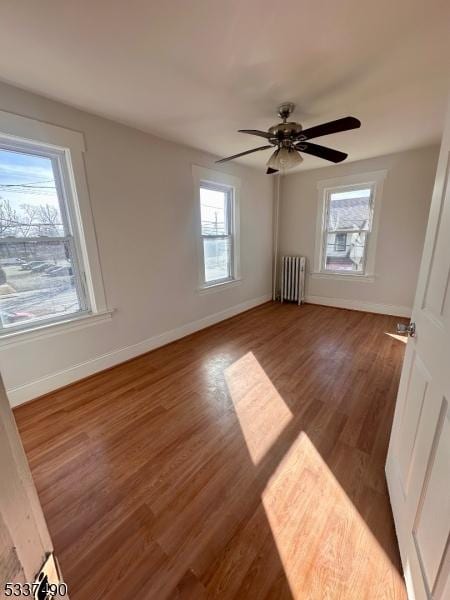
[0,179,55,187]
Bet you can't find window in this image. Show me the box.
[313,171,386,279]
[193,166,241,291]
[334,232,347,253]
[0,110,109,341]
[323,187,373,273]
[199,183,234,284]
[0,139,89,332]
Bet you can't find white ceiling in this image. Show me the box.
[0,0,449,171]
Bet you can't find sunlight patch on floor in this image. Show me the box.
[224,351,293,465]
[386,332,408,344]
[262,431,405,598]
[224,350,405,598]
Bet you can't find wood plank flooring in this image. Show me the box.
[14,303,408,599]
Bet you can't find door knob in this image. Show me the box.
[397,322,416,337]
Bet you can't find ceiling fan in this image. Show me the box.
[216,103,361,174]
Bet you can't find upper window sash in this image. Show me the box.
[323,186,374,228]
[199,182,233,238]
[0,137,85,251]
[0,139,74,239]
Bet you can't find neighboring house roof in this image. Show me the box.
[329,197,370,230]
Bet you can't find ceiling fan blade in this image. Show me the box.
[300,116,360,140]
[297,142,348,163]
[238,129,273,140]
[215,145,272,164]
[267,167,278,174]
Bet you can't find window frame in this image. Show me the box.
[0,138,89,331]
[321,183,374,276]
[313,170,387,282]
[0,109,110,341]
[192,166,241,292]
[199,180,234,286]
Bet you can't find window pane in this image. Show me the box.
[203,237,231,282]
[327,188,371,232]
[0,148,64,238]
[200,187,228,236]
[325,188,372,272]
[334,232,347,252]
[0,240,83,328]
[325,232,367,272]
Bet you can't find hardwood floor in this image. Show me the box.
[14,303,408,599]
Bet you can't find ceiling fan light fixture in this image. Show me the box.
[267,146,303,171]
[216,106,360,172]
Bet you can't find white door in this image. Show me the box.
[386,95,450,600]
[0,373,65,597]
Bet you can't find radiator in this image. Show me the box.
[280,256,306,305]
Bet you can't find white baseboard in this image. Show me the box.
[305,295,412,318]
[8,294,271,407]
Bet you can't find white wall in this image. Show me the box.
[0,82,273,406]
[279,145,439,316]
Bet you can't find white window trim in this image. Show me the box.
[313,170,387,281]
[192,165,241,291]
[197,277,243,295]
[0,308,114,349]
[0,109,109,341]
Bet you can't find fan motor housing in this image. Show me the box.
[268,121,303,140]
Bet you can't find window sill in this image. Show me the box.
[197,278,242,295]
[0,309,114,349]
[311,272,375,283]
